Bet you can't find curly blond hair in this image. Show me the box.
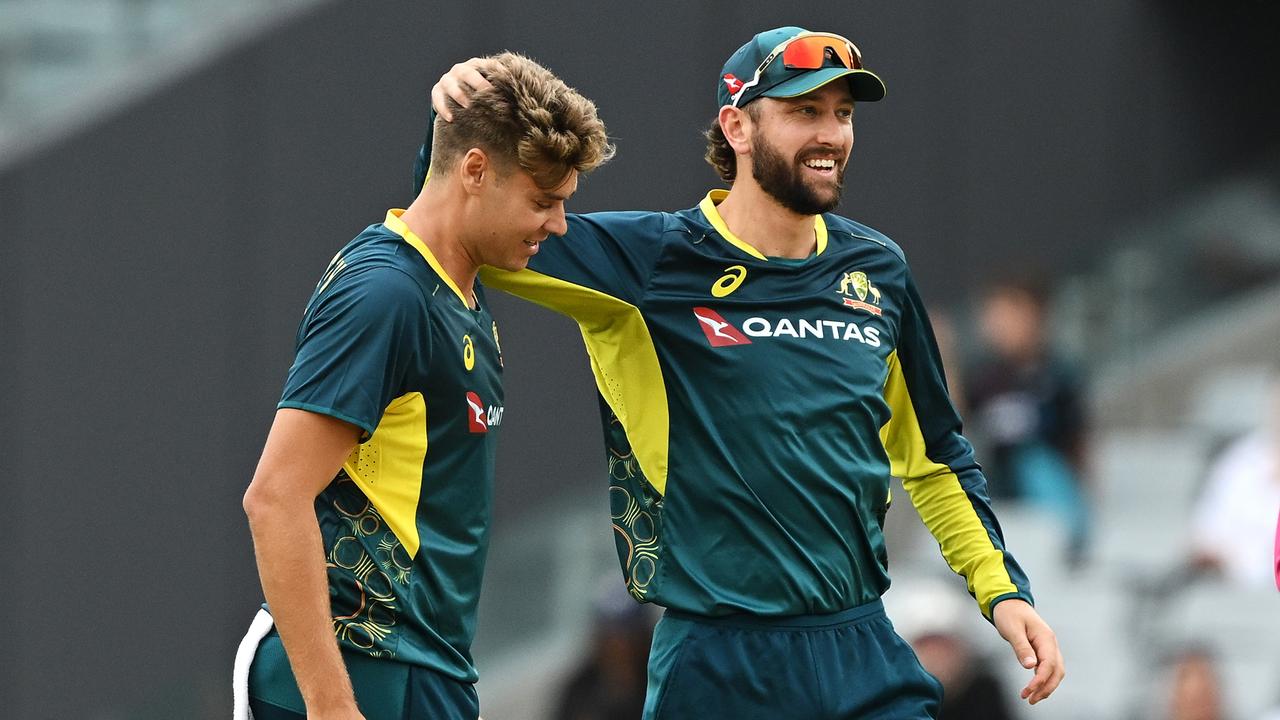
[433,52,614,188]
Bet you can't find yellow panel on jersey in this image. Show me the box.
[879,351,1018,617]
[698,189,829,258]
[343,391,428,558]
[480,267,671,495]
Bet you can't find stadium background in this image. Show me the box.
[1,1,1277,717]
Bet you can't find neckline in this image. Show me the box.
[697,189,828,261]
[383,209,475,309]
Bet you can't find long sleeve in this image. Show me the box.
[879,273,1033,619]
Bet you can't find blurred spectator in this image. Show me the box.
[1164,646,1225,720]
[551,578,656,720]
[965,277,1090,563]
[1189,371,1280,589]
[928,306,968,414]
[888,576,1016,720]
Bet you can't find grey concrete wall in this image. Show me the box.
[1,1,1275,717]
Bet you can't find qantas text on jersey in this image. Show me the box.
[693,308,881,348]
[742,317,881,346]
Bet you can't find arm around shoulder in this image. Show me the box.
[480,211,671,313]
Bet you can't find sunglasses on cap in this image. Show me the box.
[730,31,865,108]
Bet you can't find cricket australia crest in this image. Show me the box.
[837,270,883,315]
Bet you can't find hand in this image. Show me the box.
[431,59,494,121]
[991,599,1065,704]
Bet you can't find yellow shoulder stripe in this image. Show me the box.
[879,351,1017,617]
[480,266,670,494]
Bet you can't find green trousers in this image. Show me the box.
[643,599,943,720]
[248,630,479,720]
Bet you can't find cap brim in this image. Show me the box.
[764,67,886,102]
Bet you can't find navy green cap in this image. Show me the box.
[717,26,886,109]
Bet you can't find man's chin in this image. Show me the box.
[804,177,842,201]
[759,170,843,215]
[807,185,843,213]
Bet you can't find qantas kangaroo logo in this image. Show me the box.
[692,307,752,347]
[465,392,488,434]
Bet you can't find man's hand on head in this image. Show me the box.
[432,59,494,121]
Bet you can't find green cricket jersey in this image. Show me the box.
[276,209,504,682]
[477,192,1032,619]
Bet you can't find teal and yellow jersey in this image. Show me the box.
[478,191,1032,619]
[278,209,505,682]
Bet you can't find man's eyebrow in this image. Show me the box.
[541,188,574,201]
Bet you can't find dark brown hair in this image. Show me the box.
[702,103,760,182]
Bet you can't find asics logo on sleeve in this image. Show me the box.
[316,253,347,295]
[711,265,748,298]
[692,307,752,347]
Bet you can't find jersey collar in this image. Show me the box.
[698,189,828,261]
[383,209,470,307]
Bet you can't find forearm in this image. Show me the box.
[247,497,358,714]
[906,469,1030,613]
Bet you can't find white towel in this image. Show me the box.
[233,608,275,720]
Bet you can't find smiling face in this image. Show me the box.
[747,82,854,215]
[468,162,578,272]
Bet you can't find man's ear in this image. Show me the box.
[459,148,491,195]
[719,105,753,157]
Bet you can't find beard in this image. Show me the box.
[751,130,845,215]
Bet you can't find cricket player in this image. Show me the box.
[425,26,1065,719]
[238,53,612,720]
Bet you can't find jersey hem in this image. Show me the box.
[246,694,305,715]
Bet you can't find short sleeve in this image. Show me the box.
[279,265,431,437]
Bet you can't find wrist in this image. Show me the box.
[304,686,359,714]
[989,594,1032,618]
